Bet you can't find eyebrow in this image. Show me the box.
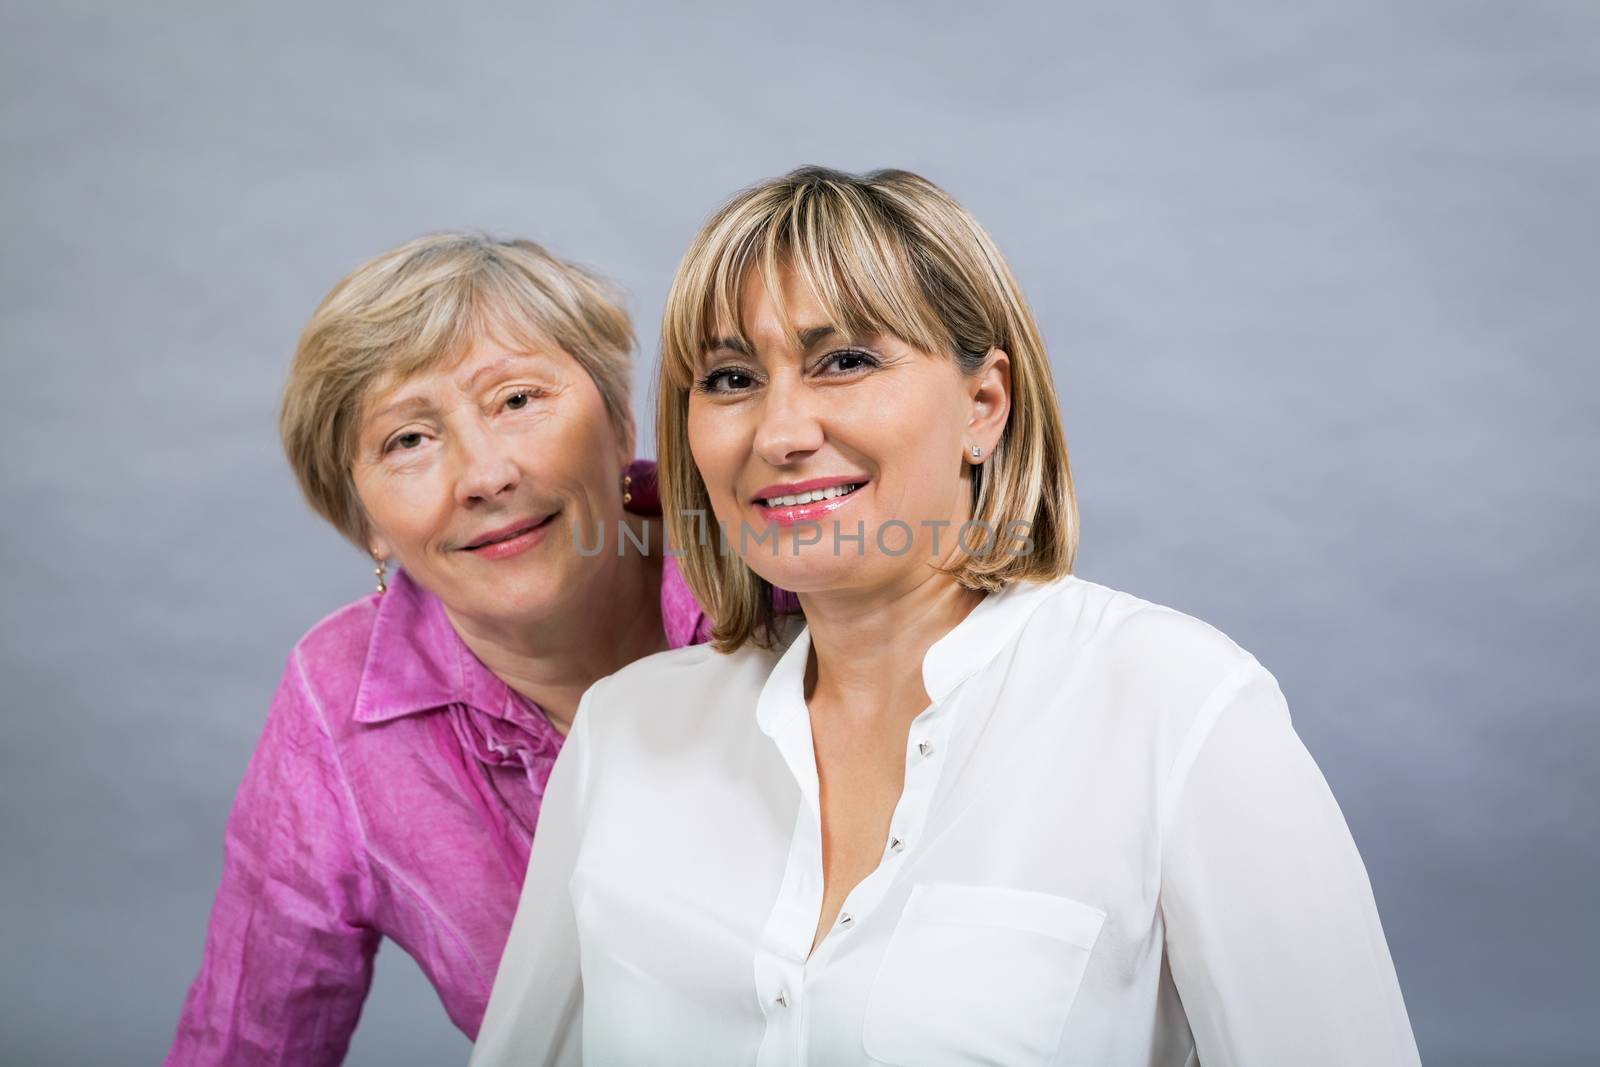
[798,325,840,350]
[703,325,840,357]
[367,395,435,424]
[367,351,557,429]
[705,336,751,356]
[461,353,547,392]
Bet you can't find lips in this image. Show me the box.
[758,482,862,508]
[751,478,869,528]
[751,476,870,507]
[460,514,554,551]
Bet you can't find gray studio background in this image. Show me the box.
[3,1,1596,1064]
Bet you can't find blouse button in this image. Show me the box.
[838,913,855,928]
[889,836,905,852]
[917,739,934,758]
[775,990,789,1008]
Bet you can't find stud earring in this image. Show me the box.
[622,472,633,505]
[373,555,388,595]
[970,444,983,460]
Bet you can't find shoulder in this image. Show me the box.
[1016,574,1272,731]
[1019,574,1253,667]
[273,593,383,731]
[586,638,784,712]
[1045,576,1253,668]
[578,639,787,745]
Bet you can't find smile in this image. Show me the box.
[758,483,861,508]
[459,513,557,558]
[750,479,869,528]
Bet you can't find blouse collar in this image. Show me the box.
[755,576,1070,738]
[352,567,537,728]
[352,559,711,731]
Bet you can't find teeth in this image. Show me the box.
[763,483,859,508]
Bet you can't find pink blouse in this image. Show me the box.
[166,497,709,1064]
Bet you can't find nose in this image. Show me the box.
[751,373,825,468]
[452,417,521,506]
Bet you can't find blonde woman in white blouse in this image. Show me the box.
[472,166,1422,1066]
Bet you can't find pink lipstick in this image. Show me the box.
[459,513,557,560]
[750,477,868,529]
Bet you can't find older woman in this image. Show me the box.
[473,168,1421,1065]
[165,234,708,1065]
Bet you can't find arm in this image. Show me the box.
[469,688,595,1067]
[165,653,379,1067]
[1160,661,1422,1066]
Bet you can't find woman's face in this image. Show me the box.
[352,332,633,633]
[687,266,1009,597]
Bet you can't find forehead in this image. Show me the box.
[708,262,863,353]
[671,219,953,389]
[360,332,566,413]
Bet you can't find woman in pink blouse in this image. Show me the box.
[165,233,708,1065]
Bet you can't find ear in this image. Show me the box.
[966,348,1012,461]
[367,529,393,562]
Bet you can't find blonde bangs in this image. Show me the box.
[661,179,955,393]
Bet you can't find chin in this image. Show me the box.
[745,552,883,596]
[485,575,566,617]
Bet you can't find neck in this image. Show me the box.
[443,516,665,735]
[798,568,984,726]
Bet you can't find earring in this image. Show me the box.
[373,555,388,595]
[970,444,983,461]
[622,472,633,505]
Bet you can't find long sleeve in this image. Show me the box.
[470,689,593,1067]
[165,653,380,1066]
[1159,661,1421,1066]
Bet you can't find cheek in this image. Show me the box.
[545,416,617,478]
[354,465,450,550]
[906,414,964,475]
[842,376,964,467]
[686,405,740,495]
[849,377,968,518]
[529,387,626,491]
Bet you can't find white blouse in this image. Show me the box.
[473,574,1420,1066]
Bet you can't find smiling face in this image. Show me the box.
[687,265,1010,597]
[352,331,634,634]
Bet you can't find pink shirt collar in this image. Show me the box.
[352,556,711,728]
[350,568,535,727]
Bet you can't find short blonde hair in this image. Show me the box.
[281,233,635,548]
[658,166,1078,651]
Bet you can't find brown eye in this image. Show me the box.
[391,432,424,451]
[697,368,758,393]
[507,392,529,410]
[821,349,880,375]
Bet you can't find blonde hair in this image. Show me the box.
[280,233,635,547]
[658,166,1077,651]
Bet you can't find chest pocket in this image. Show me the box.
[862,883,1106,1066]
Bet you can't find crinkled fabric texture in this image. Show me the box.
[166,468,709,1066]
